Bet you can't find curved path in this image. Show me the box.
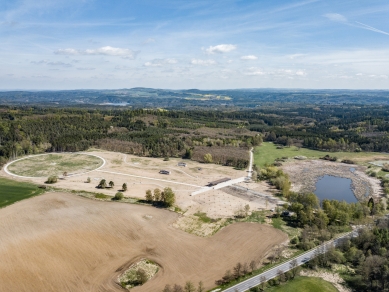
[3,152,106,179]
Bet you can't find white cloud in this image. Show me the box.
[295,70,306,76]
[77,67,95,70]
[54,48,79,55]
[191,59,217,66]
[240,55,258,60]
[115,65,132,70]
[276,69,307,76]
[31,60,72,67]
[244,67,265,76]
[288,54,306,60]
[54,46,138,59]
[324,13,347,22]
[205,44,237,54]
[144,58,177,67]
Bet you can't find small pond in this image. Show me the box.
[314,175,358,203]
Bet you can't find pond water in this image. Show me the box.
[314,175,358,203]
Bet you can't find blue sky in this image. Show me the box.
[1,0,389,89]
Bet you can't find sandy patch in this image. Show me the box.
[1,150,281,219]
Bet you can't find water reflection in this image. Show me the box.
[314,175,357,203]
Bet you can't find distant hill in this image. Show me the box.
[0,88,388,108]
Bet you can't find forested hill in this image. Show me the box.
[0,88,389,108]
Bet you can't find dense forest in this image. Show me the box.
[1,103,389,167]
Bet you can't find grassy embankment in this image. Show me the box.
[266,276,338,292]
[0,177,45,208]
[254,142,384,168]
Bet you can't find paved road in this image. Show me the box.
[223,230,358,292]
[247,148,254,178]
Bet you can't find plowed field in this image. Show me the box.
[0,192,287,292]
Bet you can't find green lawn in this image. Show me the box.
[254,142,383,168]
[267,276,339,292]
[0,178,45,208]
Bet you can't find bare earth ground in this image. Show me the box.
[300,269,351,292]
[1,150,274,219]
[0,192,287,292]
[282,160,383,201]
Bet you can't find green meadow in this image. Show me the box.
[0,178,45,208]
[267,276,338,292]
[254,142,384,168]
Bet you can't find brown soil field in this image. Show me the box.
[0,192,287,292]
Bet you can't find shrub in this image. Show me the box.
[204,153,213,163]
[95,193,110,199]
[46,175,58,184]
[86,177,91,183]
[321,155,337,162]
[122,183,127,191]
[113,192,124,200]
[97,179,107,189]
[162,187,175,207]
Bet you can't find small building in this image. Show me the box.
[208,178,231,187]
[159,170,171,175]
[177,162,187,167]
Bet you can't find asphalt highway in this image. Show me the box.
[223,230,358,292]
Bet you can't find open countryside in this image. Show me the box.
[1,0,389,290]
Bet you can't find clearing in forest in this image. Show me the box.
[254,142,385,167]
[6,153,103,177]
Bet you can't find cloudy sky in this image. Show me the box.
[1,0,389,90]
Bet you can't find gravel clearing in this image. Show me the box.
[282,160,383,201]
